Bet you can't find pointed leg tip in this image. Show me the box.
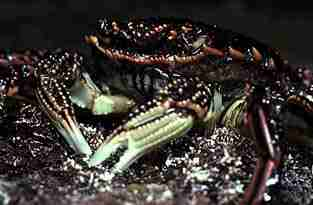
[66,135,92,156]
[112,167,123,174]
[87,157,102,167]
[79,146,93,156]
[87,146,113,167]
[87,149,108,167]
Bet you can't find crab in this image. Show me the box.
[0,17,312,205]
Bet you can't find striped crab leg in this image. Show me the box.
[240,85,284,205]
[88,72,224,173]
[33,51,93,156]
[0,49,94,156]
[216,87,281,204]
[34,50,136,156]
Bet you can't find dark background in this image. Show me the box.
[0,0,313,65]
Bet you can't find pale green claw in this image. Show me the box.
[88,105,194,173]
[36,70,134,156]
[70,72,135,115]
[53,114,92,156]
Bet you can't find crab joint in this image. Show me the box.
[163,99,208,120]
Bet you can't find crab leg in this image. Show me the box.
[88,104,194,172]
[88,73,223,172]
[35,51,135,156]
[218,93,279,204]
[35,75,93,156]
[240,87,282,205]
[0,50,93,156]
[34,51,92,156]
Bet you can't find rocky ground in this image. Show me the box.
[0,98,312,205]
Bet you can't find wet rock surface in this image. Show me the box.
[0,99,312,205]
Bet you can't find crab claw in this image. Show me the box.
[34,51,92,156]
[88,104,194,172]
[70,72,135,115]
[51,109,92,156]
[35,75,92,156]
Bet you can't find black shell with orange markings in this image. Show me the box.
[88,17,292,84]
